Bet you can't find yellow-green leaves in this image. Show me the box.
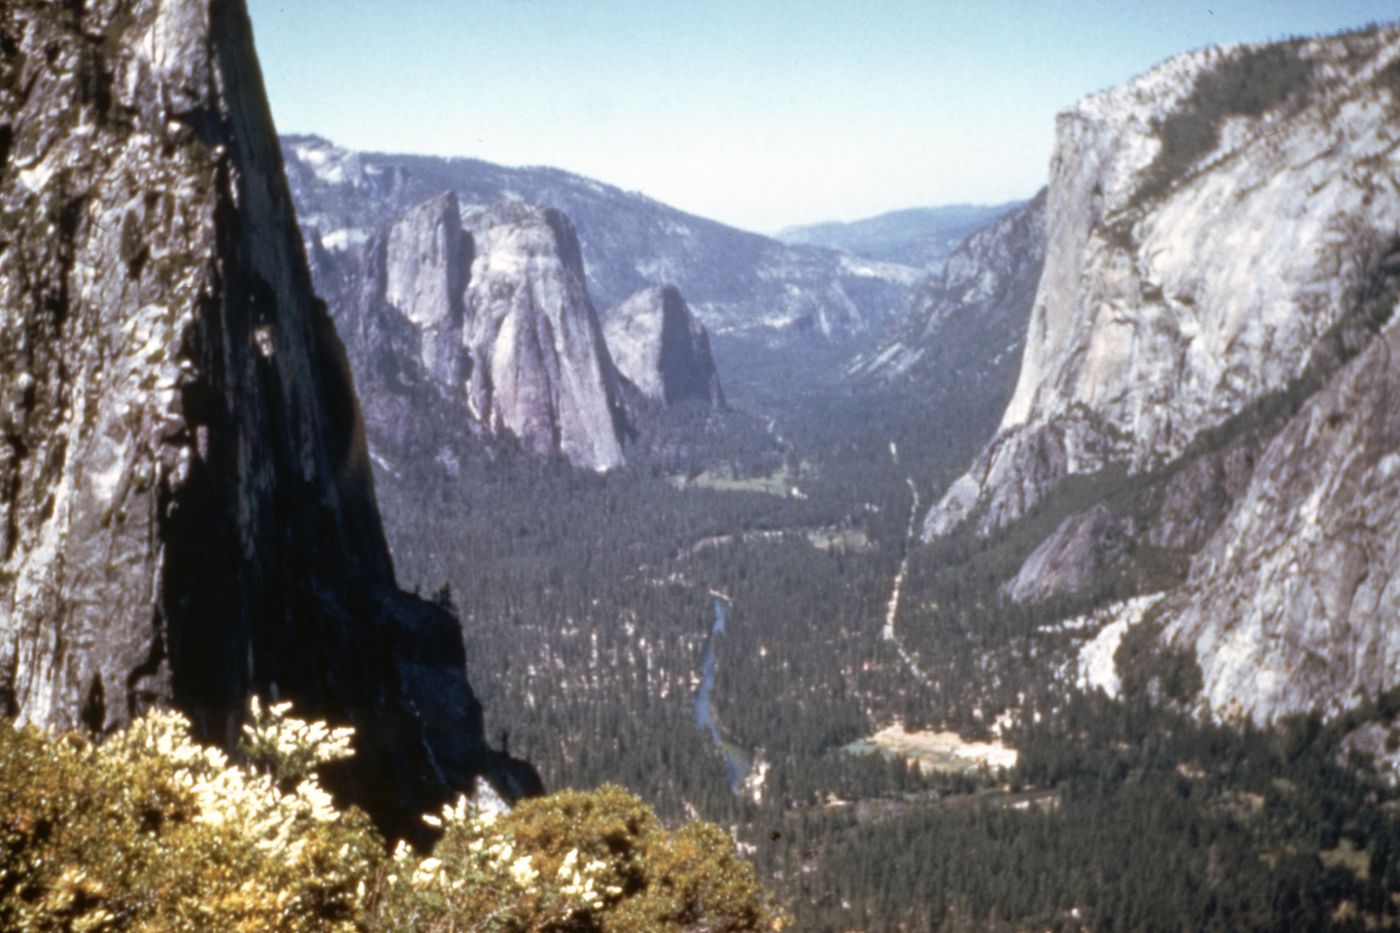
[1,704,784,931]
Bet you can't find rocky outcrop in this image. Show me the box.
[604,285,724,407]
[0,0,536,837]
[282,135,921,341]
[1002,504,1132,604]
[1158,248,1400,724]
[312,193,631,473]
[382,192,472,387]
[463,202,629,471]
[924,29,1400,541]
[850,190,1046,386]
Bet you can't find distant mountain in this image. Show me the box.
[282,136,920,340]
[849,190,1046,397]
[778,202,1025,269]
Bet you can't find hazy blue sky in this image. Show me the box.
[246,1,1398,233]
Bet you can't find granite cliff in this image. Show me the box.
[0,0,536,835]
[604,284,724,409]
[919,26,1400,725]
[925,31,1400,541]
[316,193,632,473]
[463,202,629,471]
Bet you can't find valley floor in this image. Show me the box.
[373,336,1400,930]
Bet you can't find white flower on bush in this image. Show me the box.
[241,695,354,783]
[102,700,355,865]
[508,854,538,887]
[391,792,621,923]
[555,848,608,907]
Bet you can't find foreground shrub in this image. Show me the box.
[0,700,380,931]
[0,703,784,931]
[377,785,782,931]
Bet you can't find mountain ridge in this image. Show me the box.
[778,201,1026,269]
[281,134,921,341]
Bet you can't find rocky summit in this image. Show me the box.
[604,284,724,408]
[0,0,536,835]
[919,27,1400,724]
[463,201,629,471]
[311,191,632,474]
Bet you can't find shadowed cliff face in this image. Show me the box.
[0,0,537,837]
[604,284,725,408]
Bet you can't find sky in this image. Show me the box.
[245,1,1399,234]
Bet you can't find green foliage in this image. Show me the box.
[0,706,782,932]
[1133,43,1314,209]
[1115,605,1203,706]
[0,706,379,932]
[377,786,784,931]
[1382,56,1400,116]
[767,694,1400,931]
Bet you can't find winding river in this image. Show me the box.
[694,599,752,793]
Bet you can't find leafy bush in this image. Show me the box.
[0,703,785,932]
[0,700,378,931]
[379,785,783,931]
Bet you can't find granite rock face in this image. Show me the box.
[310,207,472,475]
[0,0,536,835]
[311,194,632,473]
[924,30,1400,541]
[1159,248,1400,724]
[1145,435,1262,553]
[1001,504,1132,605]
[604,285,724,408]
[382,192,472,388]
[463,202,629,471]
[921,26,1400,725]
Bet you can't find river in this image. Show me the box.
[694,598,752,793]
